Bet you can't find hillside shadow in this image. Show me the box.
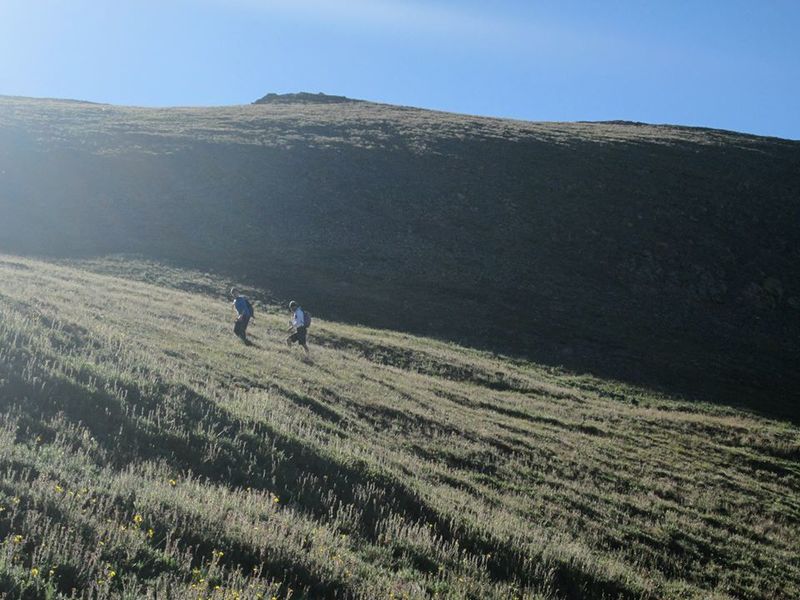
[2,109,800,424]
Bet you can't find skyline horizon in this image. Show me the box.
[2,1,798,140]
[4,88,798,142]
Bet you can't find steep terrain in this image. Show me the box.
[0,255,798,599]
[0,95,798,417]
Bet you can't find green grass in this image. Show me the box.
[0,255,798,599]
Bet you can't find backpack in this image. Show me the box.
[245,299,254,318]
[303,310,311,329]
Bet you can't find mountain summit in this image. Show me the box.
[253,91,362,105]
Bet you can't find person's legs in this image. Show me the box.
[297,327,309,354]
[235,315,249,340]
[286,328,309,352]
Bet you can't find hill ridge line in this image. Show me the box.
[2,93,796,141]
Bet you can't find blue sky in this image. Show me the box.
[1,0,798,139]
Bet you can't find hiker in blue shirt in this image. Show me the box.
[286,300,310,354]
[230,288,253,341]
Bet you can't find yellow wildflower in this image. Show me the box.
[30,567,39,577]
[133,514,143,524]
[55,484,63,493]
[147,528,155,538]
[169,479,177,486]
[13,535,23,543]
[107,569,116,579]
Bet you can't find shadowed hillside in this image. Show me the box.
[0,95,798,418]
[0,255,798,598]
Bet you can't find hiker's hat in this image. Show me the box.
[289,300,298,309]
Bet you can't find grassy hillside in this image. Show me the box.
[1,95,798,418]
[0,255,798,599]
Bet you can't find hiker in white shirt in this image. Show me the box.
[286,300,310,354]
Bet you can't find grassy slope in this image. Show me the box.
[0,255,798,599]
[1,95,799,418]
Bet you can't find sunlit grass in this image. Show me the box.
[0,255,798,599]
